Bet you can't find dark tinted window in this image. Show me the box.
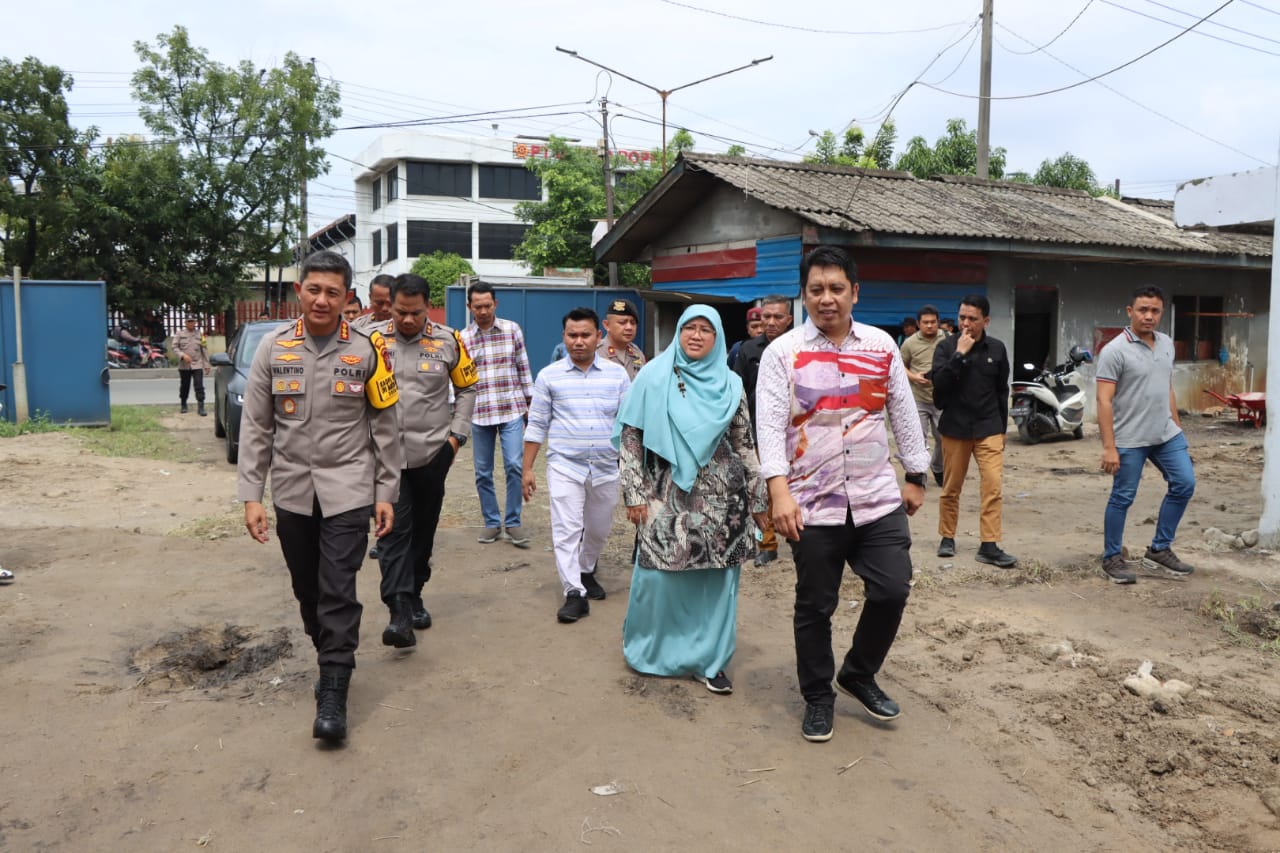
[407,220,472,257]
[372,228,382,266]
[386,223,399,262]
[235,323,277,369]
[406,161,471,196]
[479,165,540,200]
[371,177,381,211]
[387,167,399,201]
[478,223,530,259]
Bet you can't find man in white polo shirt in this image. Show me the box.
[1096,285,1196,584]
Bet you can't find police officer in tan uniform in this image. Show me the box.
[353,274,395,331]
[237,250,402,743]
[172,317,210,415]
[596,299,646,379]
[375,273,479,646]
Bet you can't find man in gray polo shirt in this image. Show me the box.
[1096,285,1196,584]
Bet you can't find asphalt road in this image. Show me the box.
[107,368,205,407]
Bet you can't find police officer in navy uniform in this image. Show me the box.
[596,299,646,380]
[375,273,479,645]
[237,250,402,743]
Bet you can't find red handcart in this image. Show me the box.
[1203,389,1267,428]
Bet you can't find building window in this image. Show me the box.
[386,167,398,202]
[1171,295,1223,361]
[479,165,541,200]
[478,223,530,259]
[407,220,472,258]
[385,222,399,262]
[371,178,381,211]
[406,161,471,197]
[371,228,382,266]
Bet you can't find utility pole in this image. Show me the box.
[976,0,994,179]
[601,97,618,287]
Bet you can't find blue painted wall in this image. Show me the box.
[0,279,111,425]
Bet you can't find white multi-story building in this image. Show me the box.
[351,133,554,292]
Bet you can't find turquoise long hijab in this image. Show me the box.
[612,305,742,492]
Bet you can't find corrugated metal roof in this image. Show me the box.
[672,154,1272,259]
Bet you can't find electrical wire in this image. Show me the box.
[993,21,1272,165]
[1136,0,1280,45]
[1097,0,1280,56]
[919,0,1240,101]
[1000,0,1096,55]
[657,0,973,35]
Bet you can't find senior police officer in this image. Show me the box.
[375,273,479,645]
[173,316,210,415]
[597,298,646,379]
[237,250,401,744]
[353,274,395,330]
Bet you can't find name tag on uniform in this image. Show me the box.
[273,377,305,395]
[333,380,364,396]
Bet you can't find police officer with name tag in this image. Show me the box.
[374,273,479,645]
[237,250,401,744]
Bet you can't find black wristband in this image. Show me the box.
[905,473,926,487]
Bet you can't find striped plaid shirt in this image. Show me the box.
[756,316,930,528]
[461,317,534,427]
[524,355,631,484]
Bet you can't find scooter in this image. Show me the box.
[1010,344,1093,444]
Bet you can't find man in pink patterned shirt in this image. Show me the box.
[757,245,930,743]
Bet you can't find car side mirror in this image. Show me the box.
[210,352,232,366]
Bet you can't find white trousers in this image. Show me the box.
[547,467,620,595]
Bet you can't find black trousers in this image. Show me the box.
[178,368,205,403]
[378,444,455,604]
[790,506,913,706]
[275,499,371,668]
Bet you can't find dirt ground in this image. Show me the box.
[2,409,1279,852]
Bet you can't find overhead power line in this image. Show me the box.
[1001,0,1096,55]
[657,0,972,35]
[1139,0,1280,43]
[919,0,1239,101]
[1100,0,1280,55]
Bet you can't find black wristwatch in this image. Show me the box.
[904,472,927,487]
[449,431,468,448]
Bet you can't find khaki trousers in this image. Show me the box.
[938,434,1004,543]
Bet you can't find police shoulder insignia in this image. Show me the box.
[276,339,303,349]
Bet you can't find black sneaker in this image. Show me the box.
[801,702,834,742]
[836,674,901,721]
[976,542,1017,568]
[753,550,778,567]
[1142,547,1194,577]
[581,572,606,601]
[1101,554,1137,585]
[697,672,733,694]
[933,470,944,487]
[937,537,956,558]
[557,590,589,623]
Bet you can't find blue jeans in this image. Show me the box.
[1103,432,1195,559]
[472,418,524,529]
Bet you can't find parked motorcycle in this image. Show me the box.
[107,337,167,368]
[1010,345,1093,444]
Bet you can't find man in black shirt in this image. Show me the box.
[930,295,1016,568]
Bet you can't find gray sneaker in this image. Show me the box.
[477,528,502,544]
[507,526,530,549]
[1101,554,1137,585]
[1143,547,1194,577]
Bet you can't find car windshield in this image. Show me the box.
[235,323,277,369]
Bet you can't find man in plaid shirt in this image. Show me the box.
[460,282,535,547]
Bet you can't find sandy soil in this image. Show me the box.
[2,410,1279,851]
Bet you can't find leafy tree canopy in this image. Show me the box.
[410,251,475,307]
[894,117,1006,180]
[804,120,897,169]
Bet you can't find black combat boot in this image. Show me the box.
[381,593,416,648]
[410,591,432,630]
[313,664,352,742]
[180,402,189,414]
[197,401,207,417]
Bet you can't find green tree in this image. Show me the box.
[126,26,341,311]
[0,57,96,277]
[725,143,746,157]
[410,251,475,307]
[804,121,897,169]
[894,118,1005,180]
[1032,152,1097,192]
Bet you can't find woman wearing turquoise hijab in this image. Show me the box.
[613,305,769,694]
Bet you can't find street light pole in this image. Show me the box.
[556,47,772,171]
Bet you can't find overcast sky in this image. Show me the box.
[9,0,1279,231]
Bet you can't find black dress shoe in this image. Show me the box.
[933,470,944,487]
[411,595,432,630]
[937,537,956,558]
[836,674,901,721]
[581,572,606,600]
[557,590,589,623]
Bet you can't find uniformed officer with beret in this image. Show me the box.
[172,316,210,415]
[237,250,402,744]
[375,272,479,646]
[596,298,646,380]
